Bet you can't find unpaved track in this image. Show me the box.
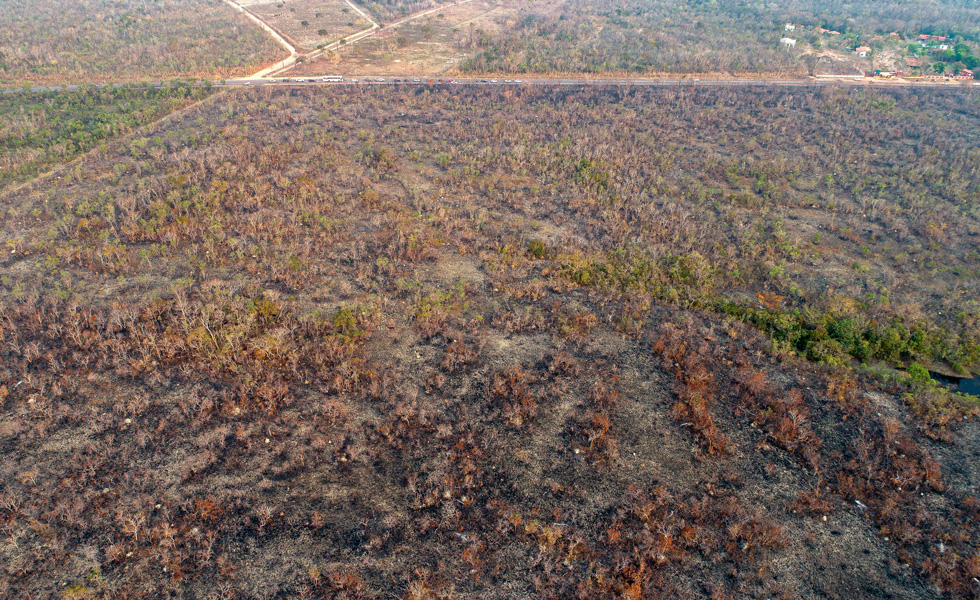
[265,0,476,77]
[220,0,298,78]
[383,0,476,30]
[224,0,383,78]
[286,17,379,72]
[343,0,377,25]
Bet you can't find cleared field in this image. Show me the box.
[242,0,373,51]
[0,0,286,86]
[290,0,521,76]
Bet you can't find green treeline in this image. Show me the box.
[0,83,214,189]
[550,245,979,371]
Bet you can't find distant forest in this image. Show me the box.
[460,0,980,75]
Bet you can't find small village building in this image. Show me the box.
[920,34,949,46]
[855,45,872,57]
[780,37,797,48]
[785,23,796,31]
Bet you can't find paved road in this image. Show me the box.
[3,75,979,95]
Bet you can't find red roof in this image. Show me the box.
[919,34,931,40]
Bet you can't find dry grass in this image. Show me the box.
[1,83,980,599]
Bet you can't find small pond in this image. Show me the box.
[930,372,980,397]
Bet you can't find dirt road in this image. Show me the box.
[220,0,299,78]
[256,0,476,78]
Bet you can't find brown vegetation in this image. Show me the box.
[1,83,979,598]
[0,0,286,86]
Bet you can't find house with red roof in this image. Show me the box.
[919,34,949,46]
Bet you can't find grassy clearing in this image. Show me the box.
[243,0,372,51]
[291,0,521,75]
